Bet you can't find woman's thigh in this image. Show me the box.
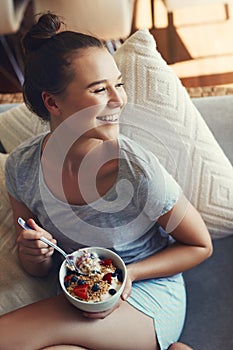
[0,294,157,350]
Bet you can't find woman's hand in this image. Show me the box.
[121,267,134,300]
[17,218,57,276]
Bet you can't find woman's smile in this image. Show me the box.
[96,112,120,123]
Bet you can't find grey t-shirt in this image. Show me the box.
[5,134,182,264]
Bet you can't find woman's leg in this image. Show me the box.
[0,294,157,350]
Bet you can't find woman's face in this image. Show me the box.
[47,47,127,141]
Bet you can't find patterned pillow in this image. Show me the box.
[0,105,55,314]
[0,103,48,153]
[0,153,58,315]
[114,29,233,239]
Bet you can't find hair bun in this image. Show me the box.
[23,13,64,54]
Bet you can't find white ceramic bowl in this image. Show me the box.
[59,247,127,312]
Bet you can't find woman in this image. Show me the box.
[0,13,212,350]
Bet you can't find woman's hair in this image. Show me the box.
[22,13,104,121]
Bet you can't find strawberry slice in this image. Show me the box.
[103,273,112,284]
[101,259,112,266]
[73,284,89,300]
[64,275,72,282]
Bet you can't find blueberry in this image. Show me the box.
[77,279,86,285]
[64,280,70,288]
[116,269,123,282]
[92,283,99,292]
[71,276,78,283]
[108,289,117,295]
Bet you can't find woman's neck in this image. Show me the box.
[41,134,119,205]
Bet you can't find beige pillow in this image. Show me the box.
[0,154,57,315]
[0,104,49,153]
[114,29,233,239]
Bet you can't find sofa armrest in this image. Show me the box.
[192,94,233,165]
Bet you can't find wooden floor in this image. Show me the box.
[0,1,233,92]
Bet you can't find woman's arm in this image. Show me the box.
[126,195,213,284]
[9,194,57,277]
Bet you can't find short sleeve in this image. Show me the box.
[159,164,183,215]
[5,153,22,202]
[137,150,183,221]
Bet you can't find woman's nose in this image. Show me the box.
[108,88,125,107]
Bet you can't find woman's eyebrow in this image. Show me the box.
[86,79,107,89]
[86,74,122,89]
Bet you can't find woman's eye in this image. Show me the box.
[92,82,124,94]
[116,82,125,88]
[93,87,106,93]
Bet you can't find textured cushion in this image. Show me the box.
[0,154,12,237]
[0,104,48,153]
[0,153,58,315]
[114,29,233,239]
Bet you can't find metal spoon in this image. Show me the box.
[17,217,85,274]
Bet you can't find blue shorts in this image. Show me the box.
[127,273,186,350]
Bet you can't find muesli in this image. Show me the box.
[63,251,123,302]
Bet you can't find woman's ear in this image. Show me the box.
[42,92,61,116]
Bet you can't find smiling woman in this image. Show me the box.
[41,48,126,139]
[0,12,212,350]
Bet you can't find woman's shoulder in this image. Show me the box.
[7,133,46,161]
[5,133,47,174]
[5,133,47,201]
[118,134,161,169]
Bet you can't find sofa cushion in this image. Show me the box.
[0,103,48,153]
[192,95,233,165]
[114,29,233,239]
[0,153,58,315]
[180,234,233,348]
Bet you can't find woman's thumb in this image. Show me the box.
[27,218,41,232]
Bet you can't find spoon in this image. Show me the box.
[17,217,85,275]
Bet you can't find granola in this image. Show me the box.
[63,251,123,302]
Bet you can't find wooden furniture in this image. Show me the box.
[33,0,135,52]
[162,0,232,62]
[0,0,31,85]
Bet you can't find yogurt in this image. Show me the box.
[63,250,123,303]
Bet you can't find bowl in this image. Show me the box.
[59,247,127,312]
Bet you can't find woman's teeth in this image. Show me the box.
[97,114,118,122]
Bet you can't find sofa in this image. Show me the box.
[0,28,233,349]
[179,93,233,349]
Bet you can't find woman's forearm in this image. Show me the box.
[127,241,212,282]
[127,197,213,282]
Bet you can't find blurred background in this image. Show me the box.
[0,0,233,93]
